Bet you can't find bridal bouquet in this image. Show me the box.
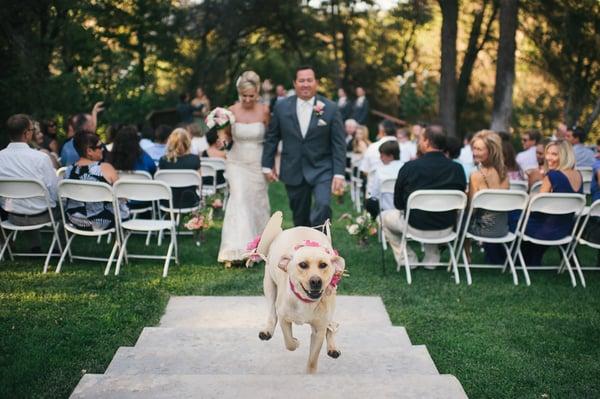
[184,202,215,246]
[205,107,235,130]
[339,211,378,246]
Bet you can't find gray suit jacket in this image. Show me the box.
[262,95,346,186]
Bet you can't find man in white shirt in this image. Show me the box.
[365,140,403,218]
[516,130,541,173]
[0,114,59,250]
[566,126,595,167]
[396,127,417,163]
[360,119,397,176]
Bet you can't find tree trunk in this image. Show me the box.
[490,0,518,133]
[438,0,458,138]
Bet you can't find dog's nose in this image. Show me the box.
[309,276,322,291]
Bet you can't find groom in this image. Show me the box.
[262,66,346,227]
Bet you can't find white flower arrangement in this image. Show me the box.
[205,107,236,130]
[346,224,360,235]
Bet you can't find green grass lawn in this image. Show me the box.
[1,183,599,398]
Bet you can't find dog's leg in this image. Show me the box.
[326,322,341,358]
[259,273,278,341]
[280,319,299,351]
[307,325,327,374]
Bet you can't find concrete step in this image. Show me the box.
[105,344,438,376]
[134,325,413,351]
[158,296,392,328]
[71,373,468,399]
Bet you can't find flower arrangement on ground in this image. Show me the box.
[184,194,223,245]
[339,211,378,245]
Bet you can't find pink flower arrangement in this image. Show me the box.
[205,107,235,130]
[211,198,223,209]
[313,100,325,116]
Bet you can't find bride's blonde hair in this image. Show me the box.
[236,70,261,95]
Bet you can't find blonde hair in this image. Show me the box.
[471,130,507,182]
[353,125,371,152]
[236,70,261,95]
[544,140,576,172]
[165,128,191,162]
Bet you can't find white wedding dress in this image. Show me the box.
[218,122,271,263]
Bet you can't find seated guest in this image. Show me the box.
[344,118,358,152]
[64,130,128,230]
[521,140,583,265]
[108,125,156,175]
[466,130,510,262]
[445,135,472,182]
[138,123,155,152]
[145,124,172,164]
[516,129,541,174]
[201,128,227,159]
[360,120,397,176]
[499,132,526,182]
[581,152,600,245]
[40,119,59,155]
[60,102,104,166]
[527,138,550,187]
[396,127,417,163]
[158,128,201,209]
[188,122,208,156]
[31,121,60,169]
[353,124,371,156]
[565,125,594,167]
[382,125,467,267]
[365,141,403,219]
[0,114,59,251]
[200,127,226,187]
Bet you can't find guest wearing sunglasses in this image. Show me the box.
[64,130,129,230]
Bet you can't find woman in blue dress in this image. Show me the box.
[522,140,583,265]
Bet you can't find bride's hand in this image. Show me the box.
[264,169,278,182]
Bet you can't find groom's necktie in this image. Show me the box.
[298,100,312,138]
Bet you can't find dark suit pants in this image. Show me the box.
[286,179,332,227]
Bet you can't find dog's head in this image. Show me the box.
[279,245,345,301]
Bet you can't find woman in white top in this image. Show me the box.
[218,71,271,267]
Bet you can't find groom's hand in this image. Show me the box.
[331,176,345,195]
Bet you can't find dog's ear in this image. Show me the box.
[278,254,292,271]
[331,255,345,273]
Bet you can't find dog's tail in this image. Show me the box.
[256,211,283,257]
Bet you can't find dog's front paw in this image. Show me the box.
[327,349,341,359]
[285,337,300,351]
[258,331,272,341]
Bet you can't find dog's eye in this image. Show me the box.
[298,262,309,269]
[319,262,328,269]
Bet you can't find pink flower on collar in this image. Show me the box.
[246,235,261,251]
[313,100,325,116]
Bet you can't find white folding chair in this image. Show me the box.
[529,180,542,195]
[56,167,67,179]
[509,180,528,192]
[567,199,600,273]
[378,177,396,251]
[113,180,178,277]
[117,170,155,245]
[55,180,121,275]
[0,178,63,273]
[577,167,593,195]
[200,157,228,205]
[456,190,529,285]
[350,158,363,213]
[512,193,586,287]
[397,190,467,285]
[154,169,202,234]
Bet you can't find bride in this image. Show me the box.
[218,70,271,267]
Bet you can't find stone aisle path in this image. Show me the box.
[70,296,467,398]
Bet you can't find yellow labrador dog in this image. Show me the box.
[252,212,345,374]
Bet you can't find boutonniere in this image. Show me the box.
[313,100,325,116]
